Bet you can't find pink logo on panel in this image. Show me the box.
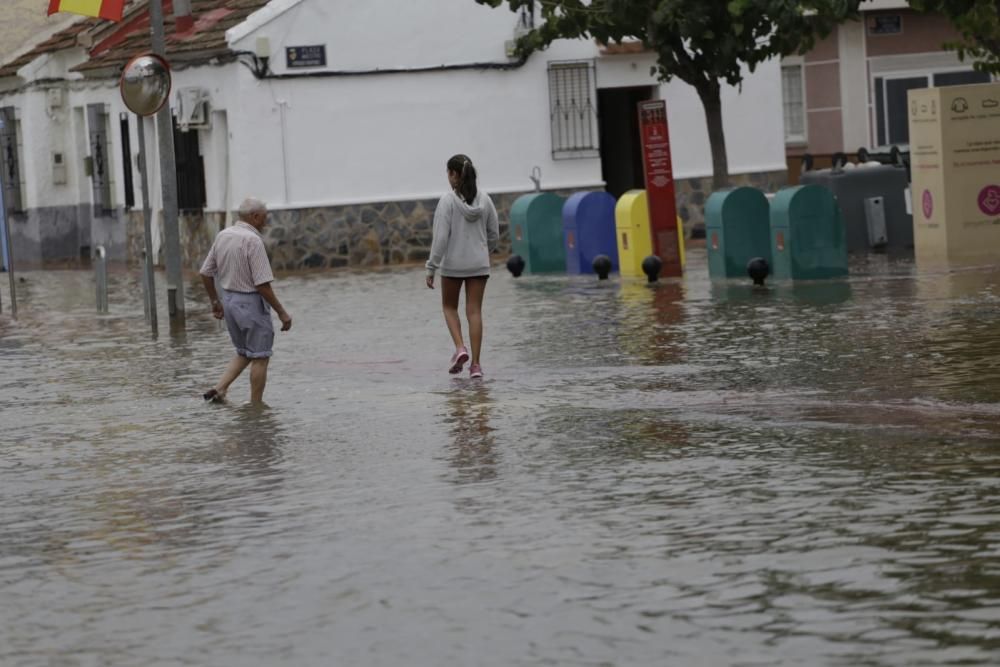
[922,190,934,219]
[979,185,1000,217]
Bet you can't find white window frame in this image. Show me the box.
[871,65,995,148]
[781,58,808,146]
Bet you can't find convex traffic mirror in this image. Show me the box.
[120,53,172,116]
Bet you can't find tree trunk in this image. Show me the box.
[698,83,730,191]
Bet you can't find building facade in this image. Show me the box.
[781,0,995,180]
[0,0,789,270]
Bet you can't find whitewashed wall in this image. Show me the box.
[2,0,789,238]
[226,0,788,210]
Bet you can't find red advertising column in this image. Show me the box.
[638,100,681,277]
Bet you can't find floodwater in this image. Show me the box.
[1,250,999,666]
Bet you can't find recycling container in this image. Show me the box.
[769,185,848,280]
[705,187,772,280]
[615,190,655,278]
[616,190,687,278]
[562,191,619,275]
[510,192,567,274]
[800,165,912,253]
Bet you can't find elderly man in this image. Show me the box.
[200,198,292,404]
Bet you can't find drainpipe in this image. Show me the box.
[277,99,291,204]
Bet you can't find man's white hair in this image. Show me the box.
[238,197,268,220]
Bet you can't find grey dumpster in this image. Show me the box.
[800,165,912,254]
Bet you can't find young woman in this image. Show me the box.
[425,154,500,379]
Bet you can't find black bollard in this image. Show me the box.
[747,257,770,286]
[641,255,663,283]
[506,254,526,278]
[592,255,612,280]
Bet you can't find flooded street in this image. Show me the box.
[2,250,1000,666]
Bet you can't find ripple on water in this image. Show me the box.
[1,255,1000,665]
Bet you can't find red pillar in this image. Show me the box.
[638,100,682,277]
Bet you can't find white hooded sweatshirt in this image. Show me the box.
[425,190,500,278]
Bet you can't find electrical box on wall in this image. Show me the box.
[52,152,67,184]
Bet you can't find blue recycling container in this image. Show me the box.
[562,191,619,275]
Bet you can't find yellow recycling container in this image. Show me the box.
[615,191,655,278]
[615,190,685,278]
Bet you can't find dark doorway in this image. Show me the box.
[598,86,655,200]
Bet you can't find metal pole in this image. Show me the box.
[0,178,5,315]
[149,0,185,325]
[94,245,108,314]
[0,116,16,318]
[138,114,158,335]
[141,250,150,320]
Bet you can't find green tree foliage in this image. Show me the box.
[477,0,862,189]
[910,0,1000,73]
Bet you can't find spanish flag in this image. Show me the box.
[48,0,126,22]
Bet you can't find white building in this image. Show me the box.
[0,0,788,269]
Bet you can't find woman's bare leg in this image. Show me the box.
[465,278,487,365]
[441,277,465,349]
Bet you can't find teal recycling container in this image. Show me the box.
[510,193,567,274]
[769,185,848,280]
[705,187,772,280]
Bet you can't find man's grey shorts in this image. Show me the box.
[221,289,274,359]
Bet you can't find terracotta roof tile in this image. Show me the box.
[74,0,270,73]
[0,0,269,78]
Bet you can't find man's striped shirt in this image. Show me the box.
[199,221,274,293]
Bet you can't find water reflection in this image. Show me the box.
[206,404,287,476]
[912,269,1000,402]
[443,382,498,484]
[69,406,288,561]
[709,282,772,304]
[618,280,685,364]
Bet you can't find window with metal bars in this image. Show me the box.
[781,64,806,145]
[548,61,599,159]
[0,107,25,214]
[87,104,114,216]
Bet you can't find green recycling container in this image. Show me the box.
[510,192,567,274]
[705,187,772,280]
[769,185,848,280]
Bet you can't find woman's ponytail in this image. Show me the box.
[448,154,478,205]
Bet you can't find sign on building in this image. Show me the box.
[286,45,327,69]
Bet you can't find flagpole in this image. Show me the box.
[148,0,185,328]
